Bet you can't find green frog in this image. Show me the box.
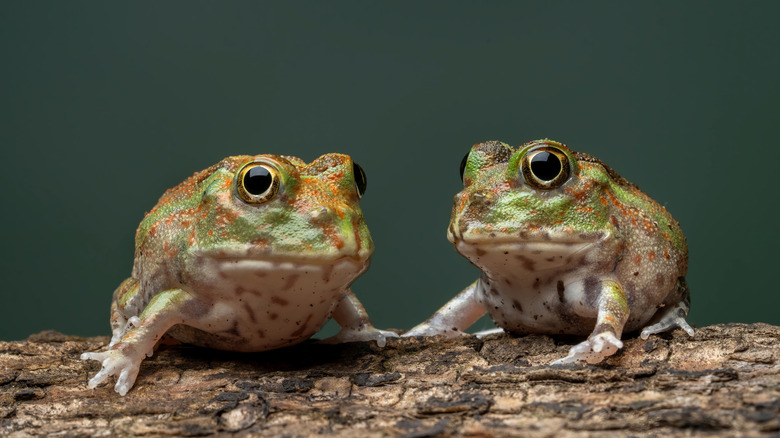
[405,139,693,364]
[82,153,396,395]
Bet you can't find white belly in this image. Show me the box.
[457,241,603,336]
[171,257,366,351]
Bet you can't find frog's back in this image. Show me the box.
[576,151,687,259]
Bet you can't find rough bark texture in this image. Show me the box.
[1,323,778,437]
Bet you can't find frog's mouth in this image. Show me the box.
[453,239,600,273]
[448,220,606,246]
[188,251,371,293]
[191,247,372,283]
[196,245,373,266]
[212,256,370,279]
[449,226,607,273]
[205,252,370,265]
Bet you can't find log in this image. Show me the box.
[1,323,778,437]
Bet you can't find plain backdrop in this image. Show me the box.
[1,1,778,341]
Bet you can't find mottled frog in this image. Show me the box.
[82,153,396,395]
[405,140,693,364]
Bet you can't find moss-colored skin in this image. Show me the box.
[82,153,396,395]
[406,140,693,364]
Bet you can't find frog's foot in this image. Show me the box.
[402,322,469,338]
[640,304,694,340]
[321,326,399,347]
[80,349,142,396]
[640,319,694,339]
[551,332,624,365]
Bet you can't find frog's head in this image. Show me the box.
[182,153,373,265]
[448,139,620,262]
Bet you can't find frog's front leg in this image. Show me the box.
[322,289,399,347]
[552,280,629,365]
[81,288,196,396]
[403,280,488,338]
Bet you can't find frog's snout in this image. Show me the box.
[449,190,497,242]
[464,190,496,214]
[471,190,492,201]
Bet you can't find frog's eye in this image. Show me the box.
[236,162,281,203]
[459,152,470,182]
[521,146,571,189]
[353,162,367,199]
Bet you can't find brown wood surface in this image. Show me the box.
[1,323,778,437]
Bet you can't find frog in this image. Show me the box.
[82,153,397,395]
[404,139,693,364]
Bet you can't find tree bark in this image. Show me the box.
[1,323,778,437]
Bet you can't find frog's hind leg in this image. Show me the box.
[82,288,197,396]
[403,279,488,338]
[640,277,694,339]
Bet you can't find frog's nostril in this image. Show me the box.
[470,190,493,204]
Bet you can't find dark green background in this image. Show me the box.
[2,2,778,341]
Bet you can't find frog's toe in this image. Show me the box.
[115,364,141,396]
[551,333,623,365]
[81,351,114,388]
[322,326,399,347]
[81,349,142,395]
[473,328,505,338]
[370,329,400,347]
[640,317,694,340]
[402,323,467,338]
[109,316,142,348]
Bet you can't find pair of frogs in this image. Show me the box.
[82,139,693,396]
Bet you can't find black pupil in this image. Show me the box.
[353,162,367,196]
[530,151,562,181]
[243,166,273,195]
